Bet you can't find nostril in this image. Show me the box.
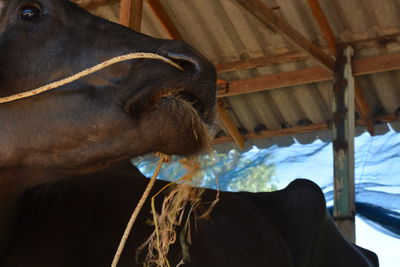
[166,53,201,73]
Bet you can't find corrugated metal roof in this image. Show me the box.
[89,0,400,150]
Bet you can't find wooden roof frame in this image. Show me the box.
[214,114,398,144]
[119,0,143,31]
[217,52,400,97]
[235,0,335,71]
[146,0,183,40]
[88,0,400,147]
[215,34,400,73]
[306,0,374,135]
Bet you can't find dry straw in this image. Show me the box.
[113,156,219,267]
[136,158,220,267]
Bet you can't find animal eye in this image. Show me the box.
[20,3,41,20]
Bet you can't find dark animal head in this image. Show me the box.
[0,0,216,176]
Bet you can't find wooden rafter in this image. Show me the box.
[76,0,119,9]
[354,53,400,75]
[218,67,331,98]
[213,34,400,73]
[119,0,143,31]
[217,100,245,150]
[214,115,399,145]
[214,122,328,144]
[351,32,400,49]
[306,0,374,135]
[234,0,335,71]
[147,0,183,40]
[354,80,374,134]
[217,52,400,98]
[306,0,337,55]
[215,51,308,73]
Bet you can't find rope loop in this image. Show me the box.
[155,152,172,164]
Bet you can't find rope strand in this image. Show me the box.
[0,52,183,104]
[111,152,171,267]
[0,51,183,266]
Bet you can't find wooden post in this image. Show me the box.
[332,45,356,243]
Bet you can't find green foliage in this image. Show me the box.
[227,162,276,192]
[133,148,278,193]
[198,149,277,192]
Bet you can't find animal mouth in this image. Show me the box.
[151,89,205,115]
[128,49,216,125]
[125,84,210,126]
[123,50,216,156]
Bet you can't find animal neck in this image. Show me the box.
[0,169,24,257]
[0,168,55,257]
[0,196,21,258]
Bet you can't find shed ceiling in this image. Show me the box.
[80,0,400,150]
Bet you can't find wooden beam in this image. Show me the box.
[306,0,337,56]
[213,34,400,73]
[218,66,331,98]
[214,122,328,144]
[119,0,143,31]
[216,100,245,150]
[76,0,119,9]
[213,115,399,144]
[332,45,356,242]
[306,0,374,135]
[354,80,374,135]
[147,0,183,40]
[215,51,308,73]
[353,52,400,76]
[351,32,400,50]
[234,0,335,71]
[375,114,399,123]
[217,52,400,98]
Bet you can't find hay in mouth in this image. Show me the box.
[145,93,214,155]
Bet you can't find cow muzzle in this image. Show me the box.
[124,41,217,129]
